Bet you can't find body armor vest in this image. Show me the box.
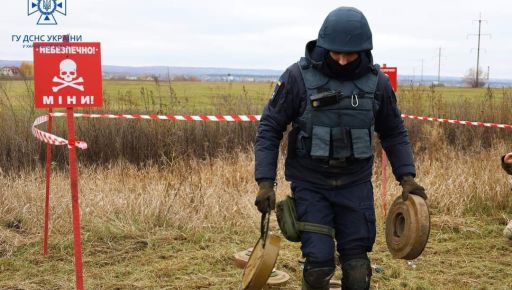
[291,57,379,168]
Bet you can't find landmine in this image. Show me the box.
[385,194,431,260]
[240,234,281,290]
[240,212,285,290]
[236,247,289,288]
[237,194,430,289]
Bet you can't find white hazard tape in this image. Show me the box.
[401,114,512,129]
[32,115,88,149]
[32,112,512,149]
[48,112,261,122]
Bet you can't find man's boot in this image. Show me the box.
[341,258,371,290]
[302,267,335,290]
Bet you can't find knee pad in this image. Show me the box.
[303,259,335,290]
[339,251,368,265]
[303,267,335,290]
[341,258,371,290]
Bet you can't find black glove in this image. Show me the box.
[399,175,427,201]
[255,181,276,214]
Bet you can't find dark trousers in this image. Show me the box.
[292,181,376,264]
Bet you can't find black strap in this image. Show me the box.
[297,222,335,237]
[260,212,270,248]
[288,193,335,238]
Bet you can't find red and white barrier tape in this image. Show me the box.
[32,115,88,149]
[32,112,512,149]
[49,112,261,122]
[32,113,261,149]
[401,114,512,129]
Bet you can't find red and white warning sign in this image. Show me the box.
[380,65,398,92]
[33,42,103,108]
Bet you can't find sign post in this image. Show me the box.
[380,65,398,214]
[43,107,52,257]
[33,41,103,290]
[66,106,84,289]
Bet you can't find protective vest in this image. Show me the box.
[291,57,379,168]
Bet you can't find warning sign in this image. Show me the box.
[33,42,103,108]
[380,66,398,92]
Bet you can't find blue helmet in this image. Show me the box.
[317,7,373,53]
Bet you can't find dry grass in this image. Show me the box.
[2,79,512,173]
[1,144,512,289]
[0,151,258,235]
[1,80,512,288]
[0,78,269,173]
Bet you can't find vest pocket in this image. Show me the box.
[332,127,351,159]
[295,130,310,157]
[350,128,372,158]
[311,125,330,159]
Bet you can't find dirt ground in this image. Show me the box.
[1,214,511,289]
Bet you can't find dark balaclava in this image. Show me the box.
[321,51,371,81]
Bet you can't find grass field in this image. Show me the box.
[1,149,511,289]
[1,215,510,289]
[1,79,509,111]
[1,79,512,289]
[0,79,273,113]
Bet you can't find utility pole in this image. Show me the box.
[475,14,482,87]
[421,58,424,85]
[487,65,490,80]
[468,13,490,87]
[437,47,441,85]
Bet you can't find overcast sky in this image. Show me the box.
[2,0,511,78]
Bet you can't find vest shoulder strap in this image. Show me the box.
[299,58,380,94]
[353,66,380,95]
[298,57,330,89]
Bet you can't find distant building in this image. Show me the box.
[0,66,20,77]
[102,73,113,80]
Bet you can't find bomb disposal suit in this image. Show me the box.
[254,7,426,290]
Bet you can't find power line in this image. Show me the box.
[421,58,424,84]
[437,47,441,84]
[467,13,491,87]
[433,48,446,85]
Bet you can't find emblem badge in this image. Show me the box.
[28,0,67,25]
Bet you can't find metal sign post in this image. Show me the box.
[66,105,84,290]
[380,65,398,214]
[43,107,52,257]
[33,40,103,290]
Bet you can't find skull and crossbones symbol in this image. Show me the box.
[52,59,85,92]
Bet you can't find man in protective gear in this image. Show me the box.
[254,7,426,290]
